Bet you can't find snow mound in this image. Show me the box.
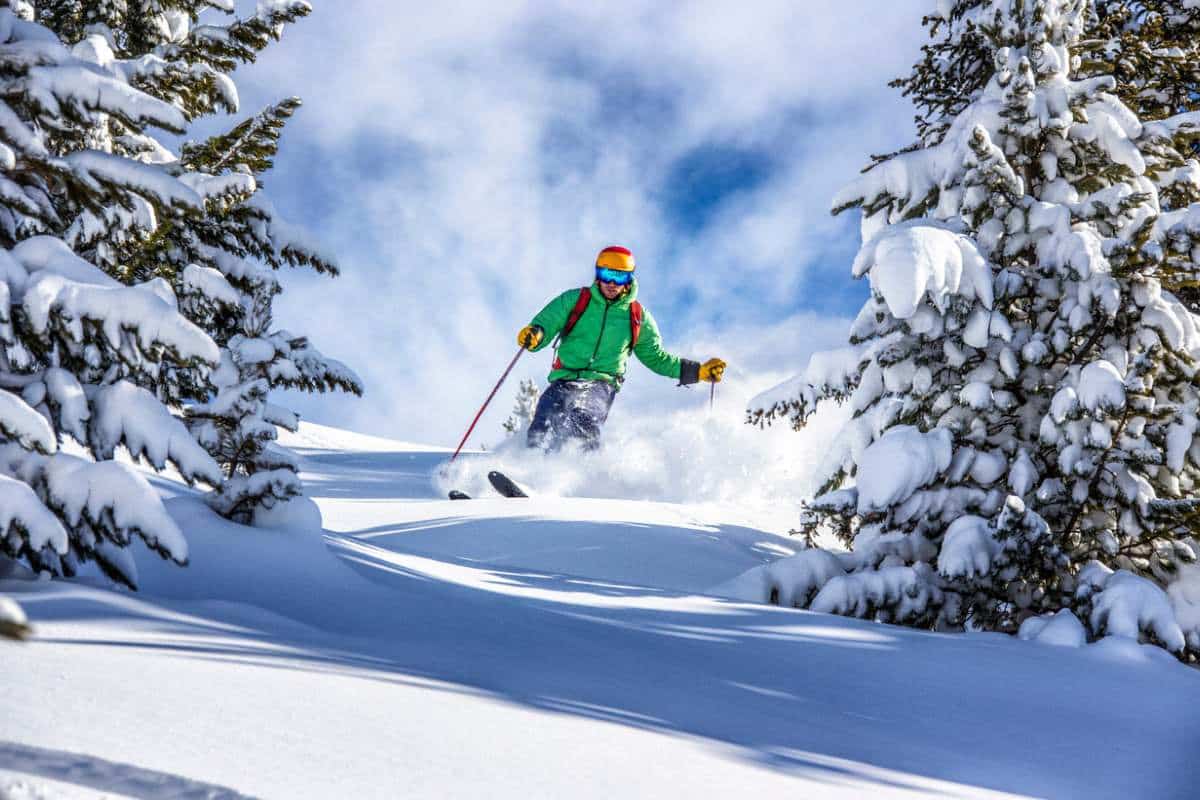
[1018,609,1087,647]
[710,548,846,606]
[252,494,323,532]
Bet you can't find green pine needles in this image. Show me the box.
[750,0,1200,661]
[0,0,358,588]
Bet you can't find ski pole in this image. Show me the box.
[450,346,525,462]
[710,379,715,411]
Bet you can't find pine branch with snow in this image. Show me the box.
[185,293,361,524]
[27,4,361,527]
[166,1,313,78]
[164,101,362,524]
[156,101,358,527]
[182,96,301,181]
[0,3,247,588]
[37,1,312,123]
[0,238,218,587]
[0,1,324,585]
[749,0,1200,662]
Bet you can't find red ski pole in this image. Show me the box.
[450,346,525,462]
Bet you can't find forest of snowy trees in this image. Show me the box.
[750,0,1200,661]
[0,0,359,594]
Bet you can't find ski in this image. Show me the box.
[487,470,528,498]
[446,471,528,500]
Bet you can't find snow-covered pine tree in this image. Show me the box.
[185,289,362,524]
[749,0,1200,660]
[896,3,1200,312]
[34,3,362,525]
[503,379,540,436]
[1074,3,1200,317]
[141,96,361,524]
[32,0,315,274]
[0,1,228,588]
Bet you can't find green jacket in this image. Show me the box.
[528,280,695,387]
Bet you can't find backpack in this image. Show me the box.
[552,286,642,370]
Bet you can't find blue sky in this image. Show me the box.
[215,0,929,444]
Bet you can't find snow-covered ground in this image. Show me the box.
[2,422,1199,799]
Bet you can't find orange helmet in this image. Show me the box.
[595,245,635,272]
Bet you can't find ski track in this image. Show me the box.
[0,742,254,800]
[2,426,1199,799]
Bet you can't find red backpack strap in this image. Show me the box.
[561,287,592,340]
[552,287,592,369]
[628,301,643,351]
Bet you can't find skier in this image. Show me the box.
[516,245,725,451]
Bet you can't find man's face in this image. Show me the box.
[598,278,626,300]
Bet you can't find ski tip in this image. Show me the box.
[448,490,471,500]
[487,470,529,498]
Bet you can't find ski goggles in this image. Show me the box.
[595,267,634,286]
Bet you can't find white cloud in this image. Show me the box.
[231,0,928,444]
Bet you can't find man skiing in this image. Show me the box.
[516,245,725,451]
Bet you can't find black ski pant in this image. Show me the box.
[526,379,618,452]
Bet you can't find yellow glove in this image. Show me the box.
[517,325,544,350]
[699,358,726,382]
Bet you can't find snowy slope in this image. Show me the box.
[2,423,1199,799]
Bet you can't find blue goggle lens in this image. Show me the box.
[596,267,633,285]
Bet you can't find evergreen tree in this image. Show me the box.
[0,1,228,587]
[897,2,1200,307]
[503,379,540,436]
[751,0,1200,659]
[1076,3,1200,314]
[30,0,314,274]
[35,3,363,524]
[185,289,361,524]
[155,98,361,524]
[0,0,343,585]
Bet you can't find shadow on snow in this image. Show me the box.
[10,503,1200,800]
